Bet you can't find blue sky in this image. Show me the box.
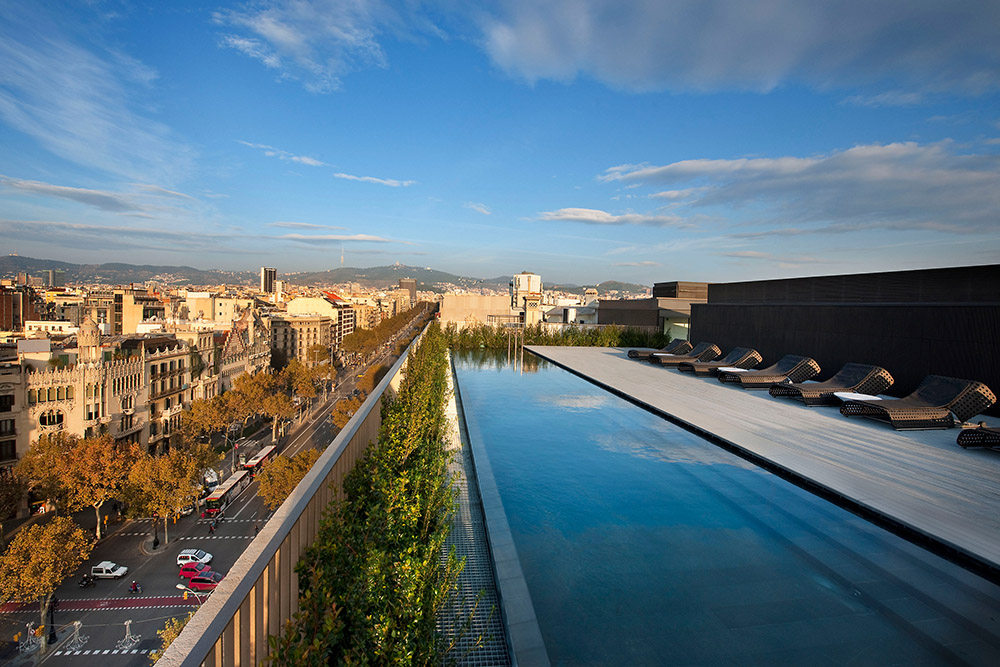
[1,1,998,285]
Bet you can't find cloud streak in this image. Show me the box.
[214,0,441,93]
[538,207,687,227]
[239,140,326,166]
[0,4,193,182]
[269,221,346,230]
[479,0,1000,95]
[604,141,1000,235]
[464,202,492,215]
[0,176,139,212]
[333,172,415,187]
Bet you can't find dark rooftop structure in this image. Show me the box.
[690,264,1000,413]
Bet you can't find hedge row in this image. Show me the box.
[269,322,460,664]
[443,321,671,350]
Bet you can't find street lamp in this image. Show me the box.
[176,583,205,604]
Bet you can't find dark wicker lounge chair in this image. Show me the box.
[717,355,821,389]
[649,342,721,366]
[677,347,762,376]
[957,425,1000,449]
[768,363,893,406]
[627,339,693,360]
[839,375,997,430]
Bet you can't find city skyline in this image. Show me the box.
[1,1,998,285]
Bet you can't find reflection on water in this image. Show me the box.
[453,349,1000,666]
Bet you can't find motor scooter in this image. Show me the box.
[78,574,95,588]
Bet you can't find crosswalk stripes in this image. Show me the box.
[53,648,151,655]
[177,535,253,540]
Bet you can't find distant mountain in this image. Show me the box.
[0,255,648,294]
[548,280,649,295]
[287,265,512,292]
[0,255,253,285]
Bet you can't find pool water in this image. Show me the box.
[453,351,1000,665]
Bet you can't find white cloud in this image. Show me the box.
[0,176,138,212]
[214,0,441,93]
[269,221,346,230]
[614,260,660,267]
[333,172,415,187]
[464,202,492,215]
[238,140,326,167]
[0,4,193,182]
[841,90,926,108]
[538,207,687,227]
[721,250,830,267]
[479,0,1000,95]
[650,187,707,200]
[275,232,392,243]
[604,141,1000,235]
[131,184,197,201]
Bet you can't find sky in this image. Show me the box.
[1,1,999,286]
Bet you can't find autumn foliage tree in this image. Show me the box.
[256,448,321,510]
[0,516,92,653]
[17,433,140,538]
[0,472,26,544]
[127,446,203,544]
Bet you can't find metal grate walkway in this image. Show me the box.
[437,357,511,666]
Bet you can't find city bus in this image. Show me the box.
[242,445,278,478]
[203,470,251,516]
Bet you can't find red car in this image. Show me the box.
[188,571,224,592]
[178,562,211,580]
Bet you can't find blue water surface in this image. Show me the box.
[453,350,1000,666]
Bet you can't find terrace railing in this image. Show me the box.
[158,325,424,666]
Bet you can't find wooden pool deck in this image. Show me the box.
[527,345,1000,579]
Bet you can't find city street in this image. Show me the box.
[1,370,358,665]
[0,319,422,665]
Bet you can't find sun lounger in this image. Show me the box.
[649,342,721,366]
[768,363,894,406]
[957,425,1000,449]
[677,347,762,376]
[717,355,821,388]
[627,339,693,360]
[839,375,997,430]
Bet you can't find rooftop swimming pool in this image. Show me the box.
[453,351,1000,665]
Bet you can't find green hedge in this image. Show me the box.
[443,322,671,350]
[269,322,460,664]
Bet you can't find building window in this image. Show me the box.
[56,386,65,401]
[0,440,15,462]
[39,410,64,427]
[2,394,15,411]
[0,419,13,436]
[66,385,74,400]
[47,387,56,401]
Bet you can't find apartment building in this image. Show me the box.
[268,313,331,367]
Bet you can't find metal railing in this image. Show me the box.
[158,324,425,666]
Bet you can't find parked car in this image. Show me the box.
[91,561,128,578]
[188,571,224,592]
[179,504,195,516]
[178,562,212,579]
[176,548,213,567]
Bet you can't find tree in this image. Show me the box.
[256,449,321,510]
[0,472,26,544]
[149,611,194,664]
[330,396,363,429]
[62,435,141,539]
[0,516,92,653]
[127,448,202,544]
[15,431,73,512]
[180,395,233,443]
[17,433,139,539]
